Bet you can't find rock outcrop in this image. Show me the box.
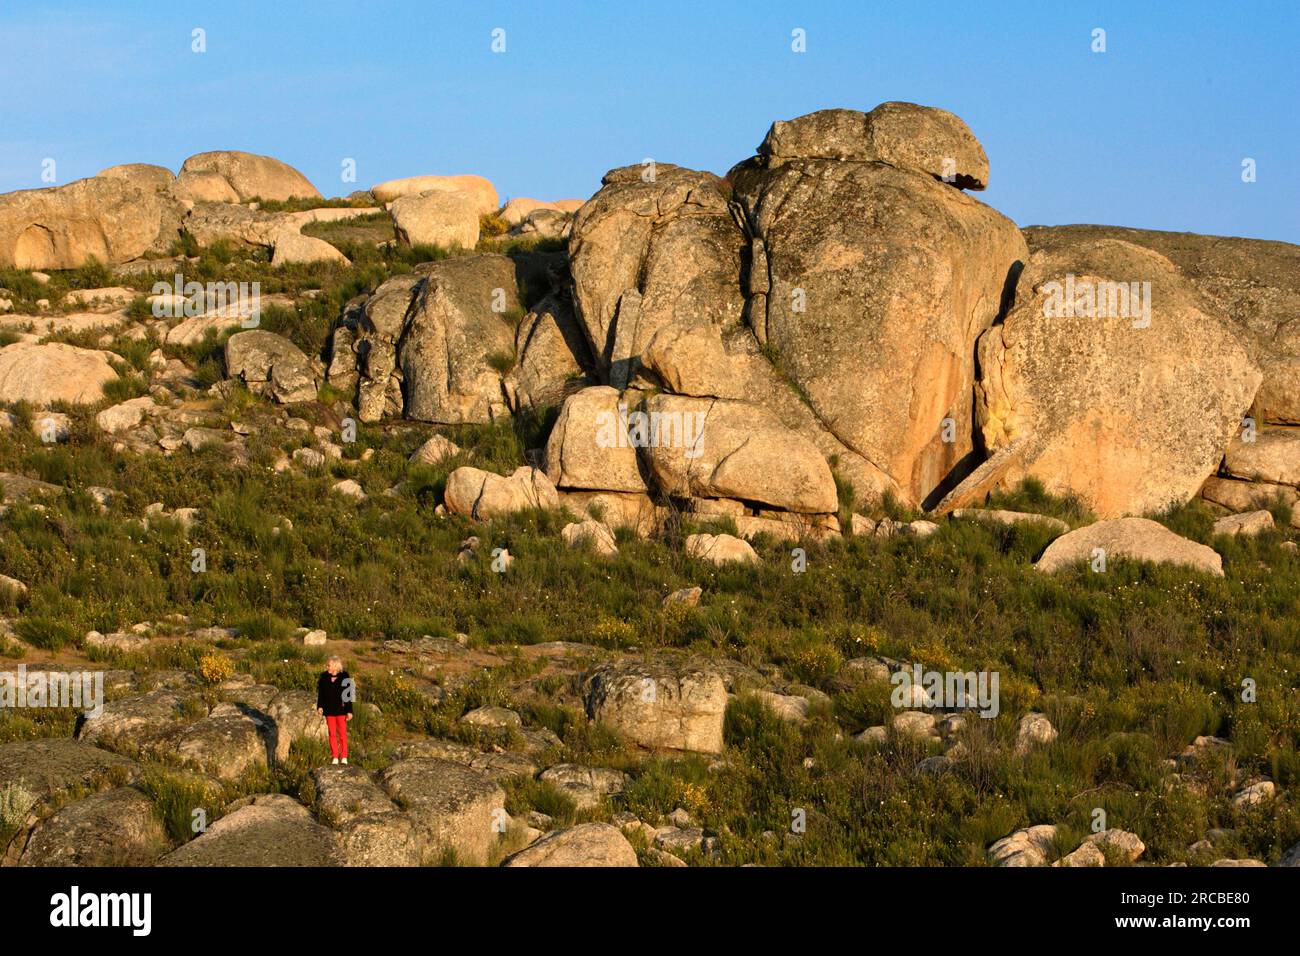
[378,758,505,865]
[0,169,183,270]
[565,102,1025,512]
[1223,428,1300,487]
[20,786,166,866]
[730,104,1026,508]
[334,254,523,424]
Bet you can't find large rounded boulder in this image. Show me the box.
[177,150,320,203]
[971,237,1261,518]
[731,105,1026,508]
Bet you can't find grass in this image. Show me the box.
[300,212,394,247]
[2,412,1295,865]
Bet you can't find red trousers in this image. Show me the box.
[326,715,349,759]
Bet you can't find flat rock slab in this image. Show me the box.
[989,824,1059,867]
[158,794,339,866]
[312,765,399,825]
[537,764,628,810]
[78,687,203,747]
[1034,517,1223,577]
[1201,476,1297,512]
[389,739,538,781]
[19,785,166,866]
[0,739,139,803]
[502,823,638,867]
[1212,510,1274,537]
[0,342,119,405]
[0,472,65,502]
[685,532,759,566]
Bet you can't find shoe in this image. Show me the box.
[341,757,348,765]
[332,758,339,765]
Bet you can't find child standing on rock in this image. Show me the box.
[316,656,354,765]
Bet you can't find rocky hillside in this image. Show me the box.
[1,103,1298,868]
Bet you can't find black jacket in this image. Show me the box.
[316,671,354,716]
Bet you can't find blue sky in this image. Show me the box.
[2,1,1296,241]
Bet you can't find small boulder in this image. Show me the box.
[371,174,498,215]
[96,396,156,434]
[460,706,522,731]
[893,710,938,740]
[1015,713,1058,754]
[561,520,619,558]
[271,231,348,267]
[409,434,461,466]
[1232,781,1275,808]
[443,466,558,519]
[662,586,702,608]
[170,703,269,781]
[1034,518,1223,577]
[1054,842,1106,868]
[1085,828,1146,863]
[988,824,1058,867]
[584,660,727,754]
[685,533,759,566]
[332,479,366,500]
[752,690,811,723]
[224,330,319,404]
[537,764,628,811]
